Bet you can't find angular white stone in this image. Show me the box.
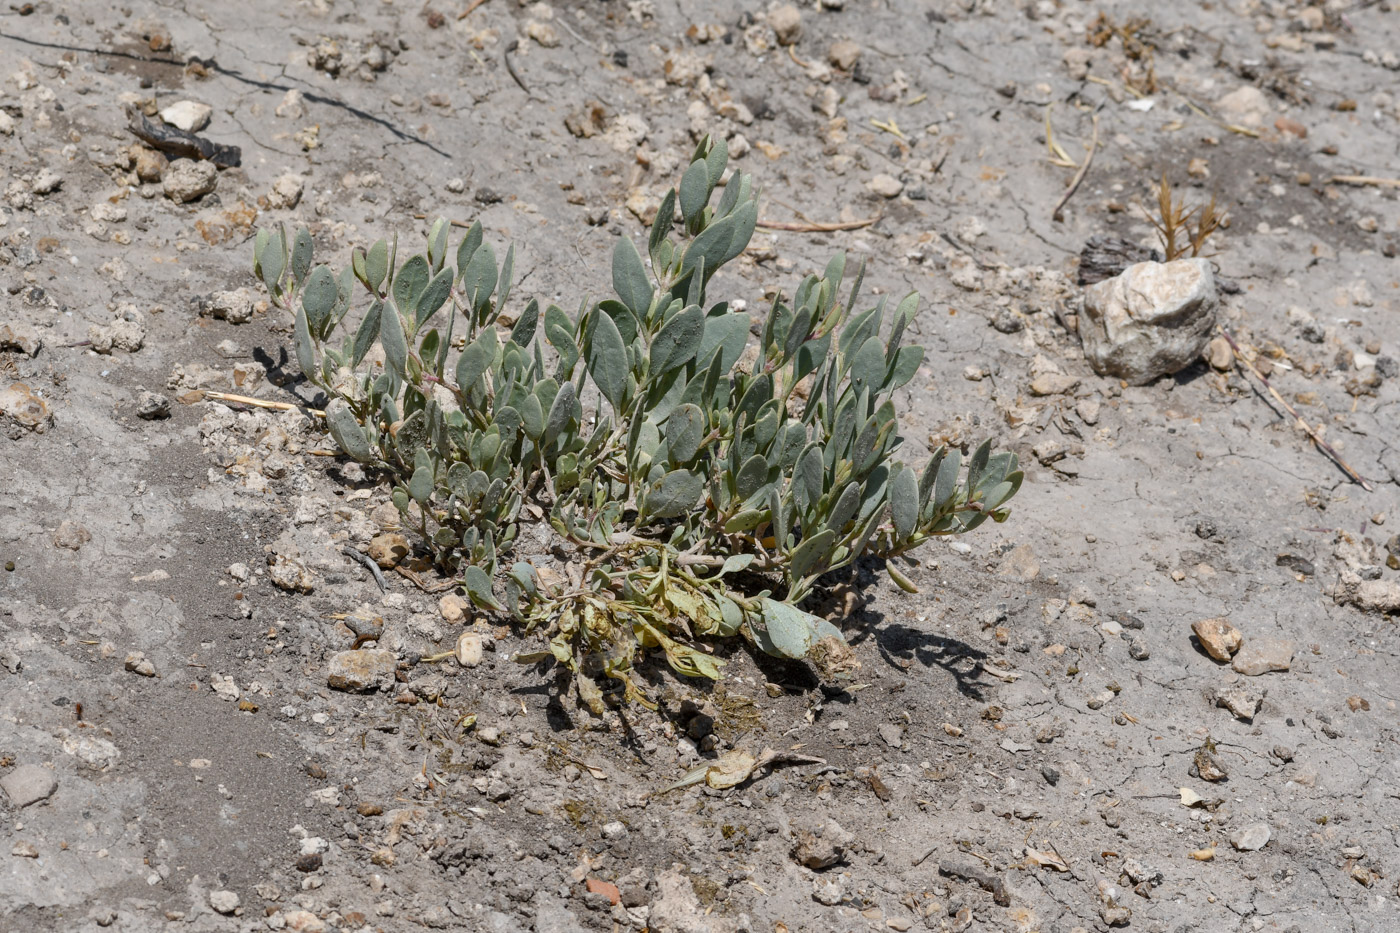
[1229,823,1271,851]
[160,100,213,132]
[1080,259,1218,385]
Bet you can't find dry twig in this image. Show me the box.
[413,212,473,229]
[203,391,325,417]
[1044,104,1078,168]
[1170,90,1260,138]
[394,564,460,593]
[457,0,490,19]
[343,546,388,592]
[757,215,880,233]
[503,40,543,101]
[1219,329,1374,492]
[870,117,907,140]
[1326,175,1400,189]
[1051,113,1099,222]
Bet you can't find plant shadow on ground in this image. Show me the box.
[250,343,333,409]
[848,608,992,701]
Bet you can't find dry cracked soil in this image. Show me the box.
[3,1,1400,932]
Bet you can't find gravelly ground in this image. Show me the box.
[3,1,1400,932]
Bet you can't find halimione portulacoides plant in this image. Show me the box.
[252,134,1022,710]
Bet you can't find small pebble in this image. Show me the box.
[136,391,171,420]
[208,890,240,915]
[769,4,803,45]
[866,173,903,198]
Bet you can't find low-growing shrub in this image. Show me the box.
[252,135,1021,709]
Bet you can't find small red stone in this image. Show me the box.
[585,878,621,906]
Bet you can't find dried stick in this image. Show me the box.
[394,564,460,593]
[457,0,490,19]
[1044,104,1077,167]
[1219,329,1374,492]
[343,546,388,593]
[503,40,543,102]
[1170,90,1260,138]
[412,212,473,229]
[1051,113,1099,222]
[1326,175,1400,189]
[203,391,326,417]
[757,215,879,233]
[870,117,907,140]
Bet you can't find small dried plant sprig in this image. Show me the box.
[1145,172,1228,261]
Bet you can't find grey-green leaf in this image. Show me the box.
[933,449,961,510]
[415,267,454,331]
[826,481,861,535]
[260,230,286,294]
[380,306,408,377]
[461,241,498,315]
[665,402,705,463]
[301,265,338,335]
[720,553,753,576]
[253,228,269,278]
[753,598,843,660]
[586,309,628,413]
[734,453,770,502]
[966,439,992,491]
[518,392,545,440]
[649,188,677,264]
[678,159,710,227]
[894,290,920,326]
[392,254,430,317]
[789,529,835,581]
[887,345,924,390]
[544,381,579,449]
[293,306,316,378]
[848,335,887,398]
[649,304,705,376]
[645,468,704,519]
[769,485,788,551]
[428,217,450,273]
[351,301,383,367]
[611,236,653,317]
[325,399,374,463]
[983,480,1014,511]
[455,220,484,275]
[455,327,498,390]
[796,444,824,511]
[890,464,918,541]
[544,304,579,377]
[704,136,728,188]
[680,201,757,278]
[464,565,503,611]
[697,313,750,374]
[510,298,540,347]
[496,243,515,313]
[366,239,389,293]
[290,227,313,287]
[408,464,434,504]
[723,509,767,533]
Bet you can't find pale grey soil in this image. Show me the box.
[2,1,1400,932]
